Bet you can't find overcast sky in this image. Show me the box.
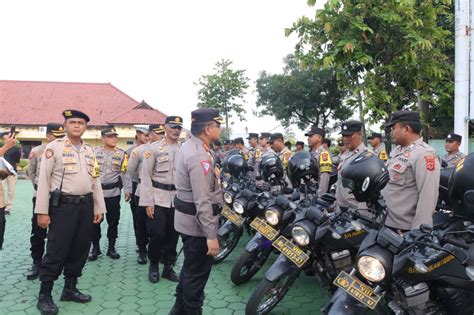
[0,0,325,140]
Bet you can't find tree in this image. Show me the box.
[288,0,454,141]
[195,59,250,137]
[256,54,351,130]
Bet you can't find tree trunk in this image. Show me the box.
[356,78,367,145]
[417,91,430,141]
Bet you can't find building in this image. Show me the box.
[0,80,186,157]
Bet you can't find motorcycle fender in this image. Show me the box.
[218,220,242,238]
[245,232,273,252]
[265,254,299,282]
[322,288,370,315]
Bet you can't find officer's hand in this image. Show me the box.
[146,207,154,219]
[2,134,16,150]
[206,238,220,256]
[37,214,51,229]
[124,193,132,202]
[93,214,103,224]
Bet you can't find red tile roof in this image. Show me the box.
[0,80,167,126]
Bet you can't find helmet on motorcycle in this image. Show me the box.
[448,153,474,220]
[341,151,389,202]
[222,150,242,174]
[259,154,284,182]
[286,151,319,187]
[224,154,248,178]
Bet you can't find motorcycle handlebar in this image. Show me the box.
[443,236,470,250]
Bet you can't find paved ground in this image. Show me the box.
[0,180,329,314]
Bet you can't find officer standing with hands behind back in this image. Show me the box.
[169,108,224,315]
[35,110,106,315]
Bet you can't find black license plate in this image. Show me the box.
[333,271,381,310]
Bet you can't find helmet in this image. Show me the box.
[448,153,474,219]
[286,151,319,187]
[222,150,242,174]
[259,154,284,182]
[224,154,248,178]
[341,151,389,202]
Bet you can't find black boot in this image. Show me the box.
[88,241,101,261]
[26,262,40,280]
[162,262,179,282]
[60,277,92,303]
[37,282,58,315]
[184,307,202,315]
[137,249,147,265]
[0,207,5,250]
[106,238,120,259]
[148,263,160,283]
[168,293,185,315]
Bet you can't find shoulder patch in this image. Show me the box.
[45,149,54,159]
[144,151,151,159]
[424,155,436,171]
[321,152,329,162]
[200,160,211,176]
[379,150,388,161]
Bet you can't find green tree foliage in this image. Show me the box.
[256,54,351,130]
[195,59,250,136]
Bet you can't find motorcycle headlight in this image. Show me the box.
[223,192,233,204]
[222,181,228,189]
[265,209,280,226]
[357,256,386,282]
[292,226,310,246]
[233,201,245,214]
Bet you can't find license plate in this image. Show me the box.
[272,235,309,268]
[221,206,245,227]
[250,217,279,241]
[333,271,381,310]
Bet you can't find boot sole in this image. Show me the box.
[106,254,120,259]
[26,274,39,280]
[60,296,92,303]
[36,304,58,315]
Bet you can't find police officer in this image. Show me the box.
[88,126,127,261]
[296,141,305,152]
[305,125,332,197]
[336,120,369,210]
[169,108,224,315]
[382,111,440,231]
[247,133,262,180]
[26,123,65,280]
[233,137,249,160]
[269,133,292,169]
[0,133,16,251]
[443,133,465,167]
[140,116,182,284]
[259,133,274,156]
[222,140,232,154]
[126,124,165,264]
[35,110,105,315]
[368,132,388,162]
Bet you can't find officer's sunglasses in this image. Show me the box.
[169,126,182,130]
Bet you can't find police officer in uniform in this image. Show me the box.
[382,111,440,231]
[305,125,333,197]
[26,123,65,280]
[443,133,465,167]
[140,116,182,283]
[259,133,274,157]
[169,108,224,315]
[368,132,388,162]
[296,141,305,152]
[88,126,128,261]
[336,120,369,210]
[337,138,347,156]
[35,110,106,315]
[126,124,165,264]
[247,133,262,180]
[222,140,232,154]
[232,137,249,160]
[269,133,292,169]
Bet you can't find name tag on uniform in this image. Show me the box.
[62,157,77,164]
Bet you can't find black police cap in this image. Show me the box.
[296,141,305,147]
[269,133,284,143]
[260,132,271,139]
[149,124,165,134]
[304,125,326,138]
[368,132,382,140]
[384,110,420,127]
[233,137,244,145]
[247,133,259,140]
[46,123,65,137]
[101,126,119,137]
[165,116,183,127]
[340,120,363,136]
[446,133,462,142]
[191,108,224,124]
[62,109,90,123]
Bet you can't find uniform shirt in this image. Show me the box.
[310,146,333,197]
[28,144,46,197]
[139,139,180,208]
[248,146,263,180]
[174,136,224,240]
[335,142,368,209]
[372,145,388,162]
[123,143,138,195]
[94,147,127,198]
[277,147,293,170]
[382,138,440,230]
[125,144,148,196]
[443,151,465,167]
[34,137,106,215]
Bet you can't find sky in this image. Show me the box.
[0,0,325,141]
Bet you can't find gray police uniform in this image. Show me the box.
[372,145,388,162]
[443,151,465,167]
[310,146,333,197]
[382,138,440,230]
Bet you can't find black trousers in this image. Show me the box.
[147,205,179,264]
[30,197,47,263]
[131,182,149,252]
[0,207,5,250]
[175,234,213,310]
[92,195,120,241]
[39,197,94,282]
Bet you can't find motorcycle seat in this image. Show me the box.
[433,211,450,229]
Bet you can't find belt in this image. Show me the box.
[152,180,176,191]
[174,196,220,216]
[60,193,93,205]
[101,179,123,190]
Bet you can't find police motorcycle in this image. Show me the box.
[214,154,285,264]
[230,152,320,285]
[245,151,390,315]
[323,153,474,315]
